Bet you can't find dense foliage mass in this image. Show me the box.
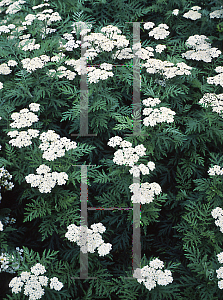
[1,0,223,299]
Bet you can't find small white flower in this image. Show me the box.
[172,9,179,16]
[147,161,155,171]
[20,271,31,282]
[107,136,123,147]
[0,220,3,231]
[29,103,40,112]
[49,277,63,291]
[97,243,112,256]
[30,263,46,276]
[144,22,155,30]
[90,222,106,233]
[38,275,48,286]
[120,140,132,148]
[217,252,223,264]
[149,258,164,269]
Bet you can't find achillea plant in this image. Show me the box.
[0,0,223,299]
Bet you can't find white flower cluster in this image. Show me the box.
[22,8,61,27]
[142,97,176,127]
[9,263,63,299]
[142,58,193,79]
[0,2,221,90]
[8,129,40,148]
[83,25,129,52]
[206,66,223,88]
[65,222,112,256]
[129,182,162,204]
[211,208,223,289]
[182,34,221,63]
[172,6,223,20]
[132,42,166,58]
[217,252,223,264]
[144,23,170,40]
[133,258,173,291]
[0,60,17,80]
[210,8,223,19]
[107,136,147,167]
[6,103,78,193]
[211,207,223,233]
[7,103,77,162]
[9,105,40,129]
[58,32,82,51]
[58,24,130,81]
[183,6,202,20]
[208,165,223,176]
[86,66,114,84]
[0,23,16,35]
[47,65,76,81]
[198,93,223,116]
[107,136,156,175]
[0,62,12,75]
[49,277,64,291]
[155,44,166,54]
[112,47,134,60]
[38,130,77,161]
[59,24,129,83]
[21,55,51,73]
[32,2,51,10]
[217,251,223,289]
[4,0,26,15]
[25,164,68,193]
[7,59,18,67]
[63,57,88,75]
[216,266,223,290]
[0,220,3,231]
[0,166,14,202]
[107,136,161,204]
[0,3,196,87]
[133,44,154,60]
[129,162,156,177]
[7,104,40,148]
[0,247,24,274]
[172,9,179,16]
[18,37,40,51]
[65,25,129,83]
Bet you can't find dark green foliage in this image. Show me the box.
[1,0,223,299]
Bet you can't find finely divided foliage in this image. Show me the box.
[0,0,223,299]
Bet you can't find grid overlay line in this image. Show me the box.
[70,21,149,281]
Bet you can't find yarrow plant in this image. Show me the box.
[0,166,14,202]
[0,220,3,231]
[0,0,223,298]
[25,164,69,193]
[107,135,162,204]
[142,97,176,127]
[65,222,112,256]
[7,111,78,159]
[5,103,80,193]
[9,262,63,299]
[211,206,223,289]
[133,257,173,291]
